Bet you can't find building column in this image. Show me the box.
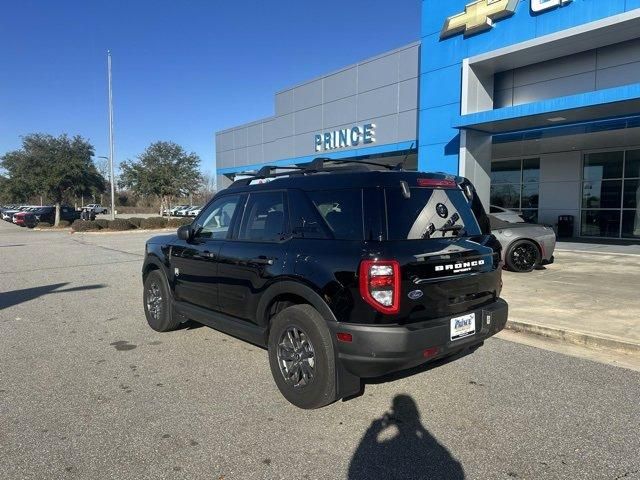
[459,129,493,209]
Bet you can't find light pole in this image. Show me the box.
[107,51,116,220]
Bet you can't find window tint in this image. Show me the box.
[288,190,331,239]
[385,188,481,240]
[306,189,363,240]
[239,192,286,242]
[196,195,241,240]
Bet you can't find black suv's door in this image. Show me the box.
[217,191,289,321]
[172,194,243,310]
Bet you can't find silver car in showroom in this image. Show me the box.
[489,215,556,272]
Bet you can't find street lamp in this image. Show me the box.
[106,51,116,221]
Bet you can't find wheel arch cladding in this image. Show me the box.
[257,281,338,329]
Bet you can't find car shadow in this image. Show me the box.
[0,283,106,310]
[348,394,465,480]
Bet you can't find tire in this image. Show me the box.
[506,239,541,273]
[143,270,180,332]
[268,304,337,409]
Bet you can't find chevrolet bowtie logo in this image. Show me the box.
[441,0,519,39]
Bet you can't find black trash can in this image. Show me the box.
[557,215,574,238]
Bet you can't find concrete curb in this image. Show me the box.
[506,320,640,355]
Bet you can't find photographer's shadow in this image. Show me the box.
[348,395,465,480]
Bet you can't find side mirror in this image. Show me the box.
[177,224,192,241]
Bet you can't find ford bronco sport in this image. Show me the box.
[142,159,508,409]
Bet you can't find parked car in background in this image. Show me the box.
[175,205,194,217]
[490,215,556,273]
[163,205,189,216]
[2,205,29,222]
[187,206,202,217]
[489,205,525,223]
[83,204,108,215]
[32,205,80,224]
[13,211,37,228]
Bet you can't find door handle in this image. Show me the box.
[250,256,274,266]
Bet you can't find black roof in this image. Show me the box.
[227,158,464,193]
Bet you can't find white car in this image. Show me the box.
[167,205,189,216]
[175,206,194,216]
[187,206,202,216]
[84,204,108,215]
[489,205,525,223]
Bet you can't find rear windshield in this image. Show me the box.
[385,187,481,240]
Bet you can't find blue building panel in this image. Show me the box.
[418,0,640,174]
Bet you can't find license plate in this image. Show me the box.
[450,313,476,341]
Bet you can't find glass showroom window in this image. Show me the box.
[490,158,540,223]
[581,149,640,239]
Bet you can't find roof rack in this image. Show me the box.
[228,157,399,188]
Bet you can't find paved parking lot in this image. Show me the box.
[1,221,639,480]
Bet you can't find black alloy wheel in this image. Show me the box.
[506,240,541,273]
[268,304,337,409]
[143,270,181,332]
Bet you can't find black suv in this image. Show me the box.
[142,160,508,409]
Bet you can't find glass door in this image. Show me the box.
[581,149,640,239]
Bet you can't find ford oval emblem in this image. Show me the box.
[408,290,424,300]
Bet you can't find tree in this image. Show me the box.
[197,172,217,203]
[119,141,202,215]
[0,134,106,226]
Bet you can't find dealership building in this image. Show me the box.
[216,0,640,240]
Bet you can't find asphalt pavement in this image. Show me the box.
[1,221,639,480]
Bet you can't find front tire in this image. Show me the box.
[506,239,541,273]
[268,305,337,409]
[143,270,180,332]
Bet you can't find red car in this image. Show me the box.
[13,211,37,228]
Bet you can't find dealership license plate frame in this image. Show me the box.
[450,313,476,341]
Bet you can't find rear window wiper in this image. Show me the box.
[437,224,466,236]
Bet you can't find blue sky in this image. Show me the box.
[0,0,421,175]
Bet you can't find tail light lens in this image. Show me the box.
[417,178,457,188]
[359,260,401,315]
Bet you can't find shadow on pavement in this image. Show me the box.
[0,283,106,310]
[348,395,465,480]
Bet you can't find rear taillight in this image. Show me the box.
[359,260,401,315]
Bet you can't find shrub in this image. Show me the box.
[140,217,168,229]
[107,219,135,231]
[95,219,110,229]
[71,220,102,232]
[57,220,71,228]
[37,222,53,228]
[167,217,193,228]
[127,217,144,228]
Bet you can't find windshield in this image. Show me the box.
[385,187,481,240]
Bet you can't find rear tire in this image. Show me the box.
[143,270,180,332]
[506,239,541,273]
[268,304,337,409]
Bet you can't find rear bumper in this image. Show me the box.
[328,299,508,378]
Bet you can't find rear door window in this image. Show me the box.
[238,191,287,242]
[385,188,481,240]
[306,189,363,240]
